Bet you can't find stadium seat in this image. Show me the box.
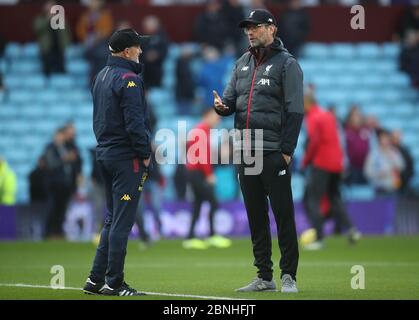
[382,43,400,58]
[303,43,329,59]
[21,43,40,58]
[65,45,84,60]
[8,90,34,105]
[10,59,41,74]
[330,43,356,59]
[356,43,381,59]
[49,74,75,89]
[4,42,21,59]
[25,74,47,90]
[66,59,90,76]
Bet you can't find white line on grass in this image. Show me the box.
[0,283,247,300]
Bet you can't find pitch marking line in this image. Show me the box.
[0,283,248,300]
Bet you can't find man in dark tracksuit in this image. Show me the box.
[83,29,152,296]
[213,9,304,293]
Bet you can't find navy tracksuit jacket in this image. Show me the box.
[89,55,151,288]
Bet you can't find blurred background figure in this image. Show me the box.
[141,15,169,89]
[28,156,49,240]
[301,92,360,250]
[33,0,71,76]
[76,0,114,81]
[398,5,419,88]
[183,109,231,250]
[63,122,83,199]
[391,130,415,195]
[135,147,165,249]
[175,44,197,116]
[0,157,17,206]
[277,0,310,58]
[194,0,229,51]
[43,128,75,239]
[364,129,405,195]
[343,106,371,185]
[222,0,246,56]
[89,148,106,244]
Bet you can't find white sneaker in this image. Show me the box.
[303,241,324,250]
[281,274,298,293]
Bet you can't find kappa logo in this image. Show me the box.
[241,66,249,71]
[263,64,273,76]
[120,194,131,201]
[257,78,270,86]
[127,81,136,88]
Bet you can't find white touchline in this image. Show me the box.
[0,283,248,301]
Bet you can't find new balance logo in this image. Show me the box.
[278,170,286,176]
[257,78,270,86]
[241,66,249,71]
[120,194,131,201]
[127,81,136,88]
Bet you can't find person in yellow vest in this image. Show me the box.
[0,158,17,206]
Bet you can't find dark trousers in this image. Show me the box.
[187,170,218,239]
[238,151,299,281]
[304,167,353,241]
[89,159,148,288]
[45,185,71,238]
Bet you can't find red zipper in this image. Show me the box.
[245,64,259,149]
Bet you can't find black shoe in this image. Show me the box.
[83,277,105,295]
[101,282,146,296]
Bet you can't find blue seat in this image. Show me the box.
[0,104,19,120]
[356,43,381,59]
[303,43,329,59]
[65,45,84,60]
[378,89,404,104]
[25,74,47,89]
[8,90,34,105]
[3,75,21,89]
[386,73,411,88]
[4,42,21,59]
[49,74,75,89]
[36,89,61,105]
[66,59,90,75]
[344,185,375,201]
[22,43,40,58]
[382,43,400,59]
[350,89,376,105]
[10,59,41,74]
[330,43,355,59]
[360,74,385,88]
[19,104,46,119]
[335,74,359,89]
[215,166,237,201]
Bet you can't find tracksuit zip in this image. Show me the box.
[245,60,262,149]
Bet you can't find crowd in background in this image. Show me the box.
[0,0,418,241]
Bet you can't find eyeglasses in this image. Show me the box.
[243,24,269,34]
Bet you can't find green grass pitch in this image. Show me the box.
[0,236,418,300]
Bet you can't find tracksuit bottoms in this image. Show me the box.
[237,150,299,281]
[89,158,148,288]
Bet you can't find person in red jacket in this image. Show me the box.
[183,108,232,250]
[302,94,360,250]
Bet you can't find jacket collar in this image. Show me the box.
[106,55,143,74]
[249,37,289,64]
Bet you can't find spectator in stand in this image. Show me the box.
[175,44,197,115]
[63,122,83,198]
[364,128,405,195]
[391,130,415,194]
[197,46,232,111]
[222,0,246,56]
[194,0,230,51]
[0,157,17,206]
[44,128,75,239]
[29,156,49,239]
[76,0,114,81]
[398,5,419,88]
[141,15,169,89]
[33,0,71,76]
[277,0,310,58]
[343,106,371,185]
